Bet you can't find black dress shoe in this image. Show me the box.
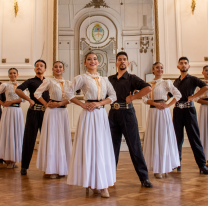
[200,166,208,174]
[21,168,27,175]
[177,166,181,171]
[141,180,153,188]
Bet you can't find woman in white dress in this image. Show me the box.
[194,65,208,163]
[34,61,72,179]
[66,52,117,198]
[0,68,26,168]
[143,62,181,178]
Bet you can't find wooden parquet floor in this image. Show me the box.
[1,148,208,206]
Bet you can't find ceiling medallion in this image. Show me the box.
[84,0,110,9]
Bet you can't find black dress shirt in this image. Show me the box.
[0,82,6,102]
[169,74,206,102]
[108,71,150,103]
[17,76,50,105]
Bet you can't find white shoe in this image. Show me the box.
[50,174,58,179]
[7,163,14,169]
[154,173,162,179]
[101,189,110,198]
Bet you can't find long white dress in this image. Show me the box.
[34,78,72,175]
[66,72,117,189]
[143,78,181,174]
[195,81,208,160]
[0,82,26,162]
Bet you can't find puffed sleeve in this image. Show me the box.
[65,75,84,101]
[0,83,7,94]
[194,87,200,102]
[165,80,181,101]
[34,79,50,99]
[103,77,117,104]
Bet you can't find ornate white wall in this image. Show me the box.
[0,0,54,79]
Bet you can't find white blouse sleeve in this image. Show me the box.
[65,75,84,101]
[166,80,181,101]
[194,87,200,102]
[34,79,50,99]
[103,77,117,104]
[0,83,7,94]
[142,93,150,104]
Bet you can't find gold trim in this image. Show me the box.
[53,0,57,63]
[154,0,160,62]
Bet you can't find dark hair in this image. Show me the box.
[34,59,47,69]
[152,62,163,69]
[178,57,189,63]
[203,65,208,71]
[8,68,18,74]
[116,51,128,61]
[53,61,65,69]
[84,51,98,62]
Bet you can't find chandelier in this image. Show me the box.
[84,0,110,9]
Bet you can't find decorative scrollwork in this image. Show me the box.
[84,0,110,9]
[140,37,149,53]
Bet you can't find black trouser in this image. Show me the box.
[0,107,4,164]
[21,109,45,169]
[109,107,149,181]
[173,107,206,168]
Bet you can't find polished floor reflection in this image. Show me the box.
[0,148,208,206]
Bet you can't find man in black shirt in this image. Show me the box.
[108,51,153,188]
[170,57,208,174]
[16,60,50,175]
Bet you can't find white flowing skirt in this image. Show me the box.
[67,108,116,189]
[143,108,180,173]
[0,107,24,162]
[36,107,72,175]
[198,105,208,160]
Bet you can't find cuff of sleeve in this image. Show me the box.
[108,97,115,104]
[34,94,42,100]
[173,95,181,102]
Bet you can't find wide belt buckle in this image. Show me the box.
[114,103,120,110]
[41,106,45,111]
[178,103,184,109]
[34,105,37,110]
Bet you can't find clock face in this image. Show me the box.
[92,24,104,42]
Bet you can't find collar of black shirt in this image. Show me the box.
[178,73,190,81]
[34,76,45,81]
[113,71,129,79]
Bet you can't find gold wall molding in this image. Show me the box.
[154,0,160,62]
[53,0,57,63]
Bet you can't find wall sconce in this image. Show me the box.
[14,0,19,17]
[191,0,197,15]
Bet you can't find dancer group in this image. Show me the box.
[1,52,208,198]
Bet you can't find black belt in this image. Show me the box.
[111,102,133,110]
[150,100,165,108]
[9,103,20,107]
[175,101,194,109]
[50,100,66,108]
[30,104,46,111]
[86,100,104,109]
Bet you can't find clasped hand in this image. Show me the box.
[155,103,169,110]
[46,101,61,108]
[82,102,101,111]
[3,101,13,107]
